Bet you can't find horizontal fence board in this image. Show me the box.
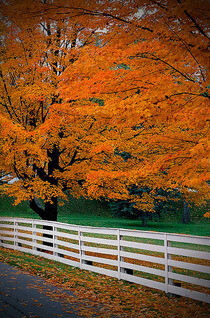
[120,229,164,241]
[0,230,14,236]
[82,263,118,279]
[54,248,79,259]
[16,232,33,239]
[55,232,79,240]
[33,220,55,226]
[120,261,165,277]
[16,246,32,254]
[168,247,210,260]
[15,218,34,225]
[35,242,55,253]
[0,243,14,249]
[56,223,79,231]
[121,272,166,291]
[121,240,164,252]
[167,234,210,246]
[168,259,210,274]
[35,250,55,261]
[33,228,56,236]
[81,236,118,246]
[80,227,117,236]
[16,225,32,231]
[0,224,14,229]
[16,238,33,247]
[54,256,80,268]
[36,236,54,244]
[56,239,79,250]
[168,285,210,303]
[0,236,14,242]
[81,245,118,255]
[168,272,210,288]
[0,218,15,223]
[82,254,117,266]
[120,250,165,265]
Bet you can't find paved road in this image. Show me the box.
[0,261,81,318]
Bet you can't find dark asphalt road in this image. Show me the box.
[0,261,81,318]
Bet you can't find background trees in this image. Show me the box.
[0,0,209,221]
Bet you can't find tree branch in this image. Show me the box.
[29,198,44,218]
[134,52,196,82]
[184,10,209,39]
[0,70,21,123]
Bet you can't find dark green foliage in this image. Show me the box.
[114,148,131,162]
[89,97,104,106]
[109,199,138,219]
[154,189,183,220]
[109,187,209,225]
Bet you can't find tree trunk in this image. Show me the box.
[42,198,58,248]
[44,197,58,222]
[142,212,148,227]
[29,197,58,221]
[182,200,190,223]
[29,197,58,251]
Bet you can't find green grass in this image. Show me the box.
[0,193,209,236]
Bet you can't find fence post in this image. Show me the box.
[32,220,37,255]
[164,234,173,295]
[164,233,168,293]
[168,240,173,288]
[78,226,83,269]
[14,219,18,250]
[117,229,121,279]
[0,218,2,247]
[53,225,57,260]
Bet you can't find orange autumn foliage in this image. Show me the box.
[0,0,209,220]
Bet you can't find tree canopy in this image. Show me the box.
[0,0,209,220]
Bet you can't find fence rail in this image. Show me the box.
[0,217,209,303]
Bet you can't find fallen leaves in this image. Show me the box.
[0,247,209,317]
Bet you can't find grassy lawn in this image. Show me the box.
[0,193,209,236]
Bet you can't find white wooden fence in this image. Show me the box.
[0,217,209,303]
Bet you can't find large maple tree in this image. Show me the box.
[0,0,209,221]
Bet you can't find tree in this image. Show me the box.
[0,0,209,221]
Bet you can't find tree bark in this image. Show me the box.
[44,198,58,221]
[42,198,58,248]
[182,200,190,223]
[142,212,148,227]
[29,144,60,249]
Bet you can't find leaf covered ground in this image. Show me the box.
[0,247,209,318]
